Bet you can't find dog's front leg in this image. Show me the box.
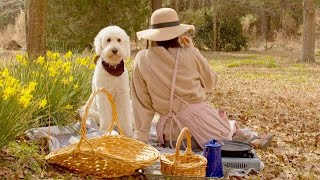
[116,93,134,137]
[96,93,113,133]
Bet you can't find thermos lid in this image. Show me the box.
[205,139,221,148]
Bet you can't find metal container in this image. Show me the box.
[203,139,223,178]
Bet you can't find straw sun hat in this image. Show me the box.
[137,8,195,41]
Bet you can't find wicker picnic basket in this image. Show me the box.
[45,88,159,178]
[160,127,207,177]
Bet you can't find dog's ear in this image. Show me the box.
[94,33,102,56]
[125,34,131,59]
[94,55,100,64]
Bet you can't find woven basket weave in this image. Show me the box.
[45,88,159,178]
[160,127,207,177]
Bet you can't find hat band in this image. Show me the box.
[151,20,180,29]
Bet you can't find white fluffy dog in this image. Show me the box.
[83,26,133,137]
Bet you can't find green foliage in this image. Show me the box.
[46,0,149,51]
[7,141,46,175]
[180,8,209,27]
[219,18,248,51]
[0,51,93,148]
[0,95,34,149]
[189,10,248,51]
[0,65,35,148]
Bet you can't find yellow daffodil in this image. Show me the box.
[73,83,79,89]
[20,82,37,95]
[61,77,69,85]
[38,98,47,109]
[1,68,10,77]
[0,79,3,87]
[18,93,33,108]
[2,87,16,100]
[28,82,37,92]
[61,76,74,85]
[48,66,58,77]
[36,56,45,65]
[16,54,23,61]
[65,104,73,110]
[46,51,52,58]
[64,51,72,59]
[62,62,72,74]
[16,54,27,66]
[56,59,63,67]
[89,64,96,70]
[76,57,88,66]
[52,53,60,60]
[4,76,19,88]
[69,76,74,82]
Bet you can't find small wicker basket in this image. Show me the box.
[45,88,159,178]
[160,127,207,177]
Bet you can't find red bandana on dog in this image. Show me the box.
[102,60,124,77]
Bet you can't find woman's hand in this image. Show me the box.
[179,35,194,47]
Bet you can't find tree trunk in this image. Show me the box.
[260,6,268,50]
[151,0,162,12]
[211,0,218,51]
[150,0,162,47]
[193,0,200,9]
[189,0,193,9]
[181,0,188,11]
[280,0,287,27]
[175,0,180,12]
[170,0,176,10]
[26,0,47,58]
[200,0,205,7]
[299,0,315,63]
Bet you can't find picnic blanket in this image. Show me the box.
[25,115,263,177]
[25,119,119,152]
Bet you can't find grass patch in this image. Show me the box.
[214,56,315,83]
[232,68,311,83]
[209,60,226,71]
[226,58,278,68]
[234,71,283,80]
[292,63,307,68]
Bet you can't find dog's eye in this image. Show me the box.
[117,39,121,42]
[107,38,111,42]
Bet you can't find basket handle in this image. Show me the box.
[77,88,124,149]
[172,127,193,165]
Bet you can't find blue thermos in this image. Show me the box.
[203,139,223,178]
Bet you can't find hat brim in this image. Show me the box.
[137,24,195,41]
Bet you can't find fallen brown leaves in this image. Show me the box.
[207,52,320,179]
[1,51,319,179]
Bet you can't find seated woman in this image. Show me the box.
[131,8,272,149]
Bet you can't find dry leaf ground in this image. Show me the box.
[205,51,320,179]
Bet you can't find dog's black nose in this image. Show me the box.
[112,48,118,54]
